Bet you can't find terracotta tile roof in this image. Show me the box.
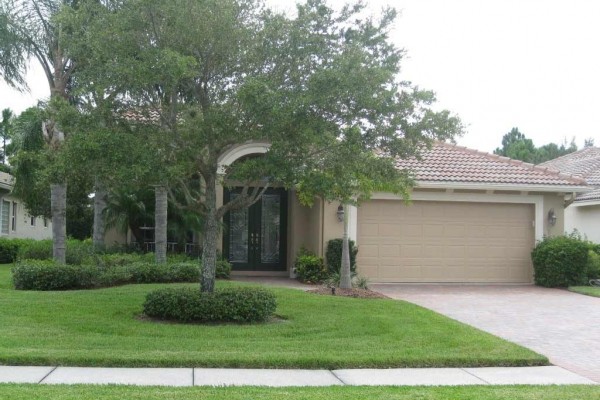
[574,187,600,202]
[538,147,600,186]
[393,142,586,187]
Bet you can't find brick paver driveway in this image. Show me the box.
[371,284,600,383]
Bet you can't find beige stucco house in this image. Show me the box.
[215,141,587,284]
[540,147,600,243]
[0,172,53,240]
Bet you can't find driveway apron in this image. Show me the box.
[371,284,600,383]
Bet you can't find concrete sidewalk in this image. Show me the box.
[0,366,595,387]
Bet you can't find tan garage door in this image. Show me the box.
[357,200,535,283]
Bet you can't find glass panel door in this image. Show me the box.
[224,188,287,271]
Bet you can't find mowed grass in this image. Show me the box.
[569,286,600,298]
[2,385,600,400]
[0,264,546,368]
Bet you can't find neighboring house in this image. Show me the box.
[105,141,588,283]
[0,171,53,240]
[539,147,600,243]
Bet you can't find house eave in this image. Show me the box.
[415,180,590,193]
[570,199,600,207]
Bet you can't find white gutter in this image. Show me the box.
[415,181,590,193]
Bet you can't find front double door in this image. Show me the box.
[223,188,287,271]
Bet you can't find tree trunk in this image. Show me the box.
[201,175,218,292]
[51,183,67,264]
[154,185,168,264]
[92,178,107,251]
[340,203,352,289]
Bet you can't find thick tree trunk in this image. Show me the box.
[201,175,218,292]
[51,183,67,264]
[340,203,352,289]
[92,178,107,251]
[154,185,168,264]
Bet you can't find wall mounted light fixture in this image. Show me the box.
[547,208,557,226]
[336,205,345,222]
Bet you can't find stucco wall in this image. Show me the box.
[0,193,52,240]
[542,193,565,238]
[565,204,600,243]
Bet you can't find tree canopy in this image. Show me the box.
[57,0,463,291]
[494,127,577,164]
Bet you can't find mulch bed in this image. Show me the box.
[307,287,389,299]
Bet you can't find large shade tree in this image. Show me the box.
[63,0,462,292]
[0,0,79,262]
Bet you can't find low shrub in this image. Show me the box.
[325,239,358,274]
[126,262,199,284]
[16,239,94,265]
[12,260,99,290]
[216,259,232,279]
[0,238,26,264]
[531,235,589,287]
[143,287,277,323]
[295,249,327,283]
[587,249,600,280]
[323,271,369,289]
[17,240,52,261]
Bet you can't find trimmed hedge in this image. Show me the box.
[143,287,277,323]
[531,235,590,287]
[12,260,99,291]
[16,239,94,265]
[12,261,202,290]
[295,250,326,283]
[0,238,25,264]
[325,239,358,274]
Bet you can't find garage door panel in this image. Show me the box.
[357,200,534,283]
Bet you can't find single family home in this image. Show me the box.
[0,171,53,240]
[539,147,600,243]
[216,141,588,284]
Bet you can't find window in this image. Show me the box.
[11,202,16,231]
[43,218,48,228]
[30,216,35,227]
[1,200,10,234]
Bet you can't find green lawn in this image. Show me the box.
[0,264,546,368]
[569,286,600,298]
[1,385,599,400]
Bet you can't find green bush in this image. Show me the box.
[16,239,94,265]
[0,238,26,264]
[143,287,277,323]
[325,239,358,274]
[12,260,99,290]
[17,240,52,261]
[531,235,589,287]
[587,249,600,280]
[295,250,326,283]
[216,259,232,279]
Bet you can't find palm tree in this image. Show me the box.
[103,188,153,248]
[0,0,77,263]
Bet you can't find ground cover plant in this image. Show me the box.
[0,264,546,368]
[1,385,599,400]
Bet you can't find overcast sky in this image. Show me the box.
[1,0,598,153]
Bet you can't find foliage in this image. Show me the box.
[11,258,202,290]
[17,239,94,265]
[60,0,463,292]
[216,259,232,279]
[586,250,600,280]
[143,287,277,323]
[323,271,369,290]
[325,239,358,274]
[0,238,25,263]
[294,249,327,283]
[531,235,589,287]
[494,127,577,164]
[11,260,98,291]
